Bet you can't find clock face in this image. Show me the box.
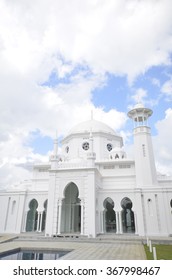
[82,142,89,151]
[107,143,113,151]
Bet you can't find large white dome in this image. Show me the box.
[68,119,116,136]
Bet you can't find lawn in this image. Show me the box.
[144,244,172,260]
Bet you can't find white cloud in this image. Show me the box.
[161,78,172,100]
[130,86,161,108]
[0,0,172,81]
[0,0,172,187]
[0,67,126,188]
[0,164,31,190]
[151,78,160,87]
[131,88,148,104]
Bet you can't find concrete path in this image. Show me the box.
[0,236,146,260]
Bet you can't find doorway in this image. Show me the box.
[61,183,81,233]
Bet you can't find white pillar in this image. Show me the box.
[103,211,106,233]
[116,211,119,234]
[100,211,104,233]
[119,211,123,234]
[39,212,43,232]
[57,199,62,234]
[81,199,84,235]
[36,212,41,232]
[134,211,138,234]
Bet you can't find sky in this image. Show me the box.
[0,0,172,188]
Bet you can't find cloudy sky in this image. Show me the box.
[0,0,172,188]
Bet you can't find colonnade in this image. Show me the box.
[23,199,47,232]
[23,196,137,235]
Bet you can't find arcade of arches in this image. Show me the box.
[25,199,47,232]
[24,193,136,235]
[103,197,135,234]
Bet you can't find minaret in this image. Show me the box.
[87,129,96,166]
[128,103,157,187]
[49,133,59,169]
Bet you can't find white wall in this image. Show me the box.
[0,192,25,233]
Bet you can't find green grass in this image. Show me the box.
[144,244,172,260]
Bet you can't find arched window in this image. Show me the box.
[115,154,119,159]
[103,197,116,233]
[121,197,135,233]
[170,199,172,208]
[26,199,38,232]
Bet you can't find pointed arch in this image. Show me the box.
[61,182,81,233]
[121,197,135,233]
[26,199,38,232]
[103,197,116,233]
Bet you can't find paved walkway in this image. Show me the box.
[0,235,146,260]
[1,233,172,260]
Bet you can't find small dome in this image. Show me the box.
[134,103,144,109]
[68,119,116,136]
[111,147,124,153]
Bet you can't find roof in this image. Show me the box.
[67,119,116,136]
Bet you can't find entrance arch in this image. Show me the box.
[61,183,81,233]
[26,199,38,232]
[121,197,135,233]
[103,197,116,233]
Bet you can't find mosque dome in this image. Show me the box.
[67,119,116,136]
[61,118,123,161]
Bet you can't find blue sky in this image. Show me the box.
[30,61,172,157]
[0,0,172,187]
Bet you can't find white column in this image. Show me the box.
[36,212,41,232]
[116,211,119,234]
[100,211,104,233]
[103,211,106,233]
[39,212,43,232]
[134,211,138,234]
[81,199,84,235]
[71,205,74,232]
[57,199,62,234]
[119,211,123,234]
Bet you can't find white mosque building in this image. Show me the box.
[0,104,172,238]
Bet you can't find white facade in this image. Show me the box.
[0,104,172,237]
